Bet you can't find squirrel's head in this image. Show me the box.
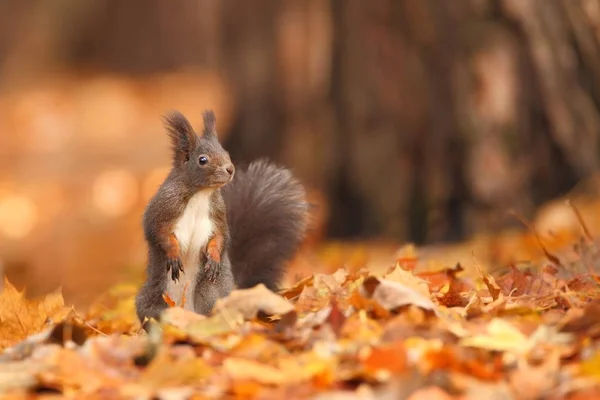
[164,110,235,190]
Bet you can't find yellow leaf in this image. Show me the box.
[384,264,431,299]
[140,349,213,389]
[459,318,528,353]
[0,277,70,349]
[224,358,288,385]
[185,308,244,342]
[224,352,333,386]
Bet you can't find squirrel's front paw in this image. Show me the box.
[167,257,184,282]
[204,259,221,283]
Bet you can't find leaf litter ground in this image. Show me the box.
[4,229,600,398]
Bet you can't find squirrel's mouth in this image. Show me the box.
[207,175,234,188]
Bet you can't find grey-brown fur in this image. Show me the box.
[135,110,308,326]
[222,159,309,291]
[135,110,235,324]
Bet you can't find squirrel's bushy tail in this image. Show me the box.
[222,159,308,291]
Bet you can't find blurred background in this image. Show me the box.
[2,0,600,307]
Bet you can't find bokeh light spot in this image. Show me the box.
[0,195,38,239]
[92,169,139,217]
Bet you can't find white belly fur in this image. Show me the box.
[166,190,214,312]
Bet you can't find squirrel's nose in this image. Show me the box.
[225,164,235,176]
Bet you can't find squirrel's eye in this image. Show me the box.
[198,156,208,166]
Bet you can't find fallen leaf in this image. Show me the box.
[496,265,533,296]
[280,274,315,300]
[327,297,346,336]
[162,293,176,307]
[223,358,289,385]
[405,386,454,400]
[396,243,419,271]
[213,284,296,321]
[361,340,407,377]
[477,265,502,301]
[185,307,244,342]
[384,265,432,299]
[140,348,213,390]
[313,268,348,294]
[508,350,560,400]
[224,351,333,386]
[0,277,71,349]
[459,318,529,353]
[160,306,206,330]
[360,276,437,314]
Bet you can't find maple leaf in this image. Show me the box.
[435,264,472,308]
[384,264,432,299]
[0,277,71,349]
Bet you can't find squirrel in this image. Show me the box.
[135,109,308,324]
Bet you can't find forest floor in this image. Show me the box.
[3,197,600,399]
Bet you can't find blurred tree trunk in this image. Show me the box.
[328,0,599,243]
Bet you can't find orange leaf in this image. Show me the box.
[0,276,70,349]
[362,340,407,375]
[162,292,176,307]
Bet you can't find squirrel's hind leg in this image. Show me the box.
[135,280,169,329]
[194,258,235,315]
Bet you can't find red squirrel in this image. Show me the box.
[135,110,308,323]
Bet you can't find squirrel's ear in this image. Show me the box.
[201,110,218,139]
[163,111,198,165]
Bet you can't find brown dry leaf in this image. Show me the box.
[496,265,533,296]
[435,267,471,308]
[0,277,71,349]
[280,274,315,300]
[327,297,347,336]
[360,276,437,314]
[464,293,485,319]
[559,299,600,335]
[476,264,502,301]
[348,289,390,319]
[213,284,296,321]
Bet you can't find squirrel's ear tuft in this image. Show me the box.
[163,111,198,165]
[201,110,217,138]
